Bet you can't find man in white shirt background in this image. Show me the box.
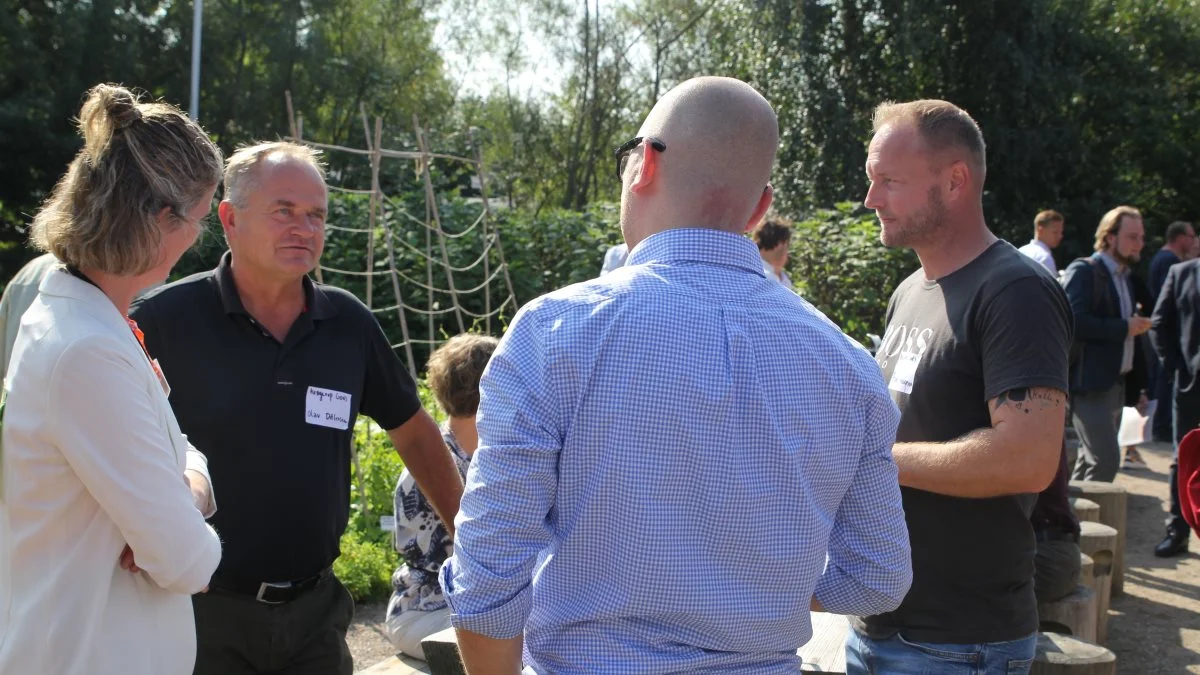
[1018,209,1065,276]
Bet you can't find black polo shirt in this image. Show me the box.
[130,251,421,585]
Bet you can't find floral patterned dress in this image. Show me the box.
[387,426,470,615]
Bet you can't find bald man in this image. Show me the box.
[855,101,1072,674]
[441,77,912,674]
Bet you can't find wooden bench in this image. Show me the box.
[1069,497,1100,523]
[1078,552,1095,597]
[1068,481,1127,596]
[356,654,432,674]
[1032,631,1116,674]
[415,613,851,674]
[422,629,466,675]
[1038,585,1098,643]
[1077,520,1117,644]
[799,612,848,673]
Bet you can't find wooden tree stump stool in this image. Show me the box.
[1070,497,1101,523]
[421,628,466,675]
[1031,632,1116,675]
[1038,585,1098,643]
[1077,521,1117,644]
[1078,552,1095,597]
[1068,481,1127,596]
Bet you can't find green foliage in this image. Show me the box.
[788,204,917,344]
[333,526,398,603]
[337,381,444,603]
[348,418,405,534]
[496,202,623,300]
[711,0,1200,262]
[0,0,452,281]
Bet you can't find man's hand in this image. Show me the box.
[1128,316,1152,337]
[1135,393,1150,416]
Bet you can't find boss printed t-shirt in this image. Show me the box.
[861,240,1072,644]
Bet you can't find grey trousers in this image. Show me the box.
[1071,384,1124,482]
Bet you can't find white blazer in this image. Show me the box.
[0,269,222,675]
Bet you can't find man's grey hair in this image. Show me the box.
[223,141,325,207]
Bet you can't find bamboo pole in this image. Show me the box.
[414,114,465,333]
[471,129,518,313]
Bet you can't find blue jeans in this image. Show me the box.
[846,628,1037,674]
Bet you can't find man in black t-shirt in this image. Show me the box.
[848,100,1072,675]
[131,142,465,675]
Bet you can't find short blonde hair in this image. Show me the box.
[425,334,500,418]
[1035,210,1064,230]
[1094,206,1142,252]
[29,83,222,275]
[223,141,325,208]
[873,99,986,177]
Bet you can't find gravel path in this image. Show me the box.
[348,600,399,672]
[347,440,1200,673]
[1106,441,1199,673]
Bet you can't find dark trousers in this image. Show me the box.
[1033,539,1082,604]
[1169,389,1200,532]
[193,572,355,675]
[1153,362,1176,441]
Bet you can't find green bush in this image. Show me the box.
[337,381,447,602]
[788,203,918,344]
[333,526,399,602]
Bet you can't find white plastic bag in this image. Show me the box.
[1118,400,1156,447]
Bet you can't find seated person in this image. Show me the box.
[750,215,795,291]
[385,333,499,659]
[1031,439,1082,603]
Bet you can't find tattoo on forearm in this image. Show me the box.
[993,387,1064,414]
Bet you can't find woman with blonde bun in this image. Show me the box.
[0,83,224,675]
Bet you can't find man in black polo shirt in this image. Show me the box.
[852,100,1072,674]
[131,141,464,675]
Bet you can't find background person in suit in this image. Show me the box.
[1062,206,1152,482]
[1149,257,1200,556]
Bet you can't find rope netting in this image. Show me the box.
[285,104,517,382]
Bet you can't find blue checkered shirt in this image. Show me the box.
[441,228,911,674]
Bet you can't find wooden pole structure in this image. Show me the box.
[414,114,466,333]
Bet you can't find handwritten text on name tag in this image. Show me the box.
[306,386,352,430]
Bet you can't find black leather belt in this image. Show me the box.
[1034,527,1080,544]
[211,567,331,605]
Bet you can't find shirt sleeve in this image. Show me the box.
[439,306,562,639]
[1151,265,1182,369]
[814,385,912,615]
[357,308,421,431]
[48,336,222,595]
[981,275,1073,400]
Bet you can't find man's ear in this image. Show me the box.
[742,185,774,233]
[629,141,659,193]
[947,160,969,199]
[218,201,237,238]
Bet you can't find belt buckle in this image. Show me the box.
[255,581,292,605]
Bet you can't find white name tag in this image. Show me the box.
[888,351,920,395]
[305,386,352,430]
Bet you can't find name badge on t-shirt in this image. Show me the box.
[305,386,352,430]
[888,351,921,395]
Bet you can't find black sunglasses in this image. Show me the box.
[614,136,667,181]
